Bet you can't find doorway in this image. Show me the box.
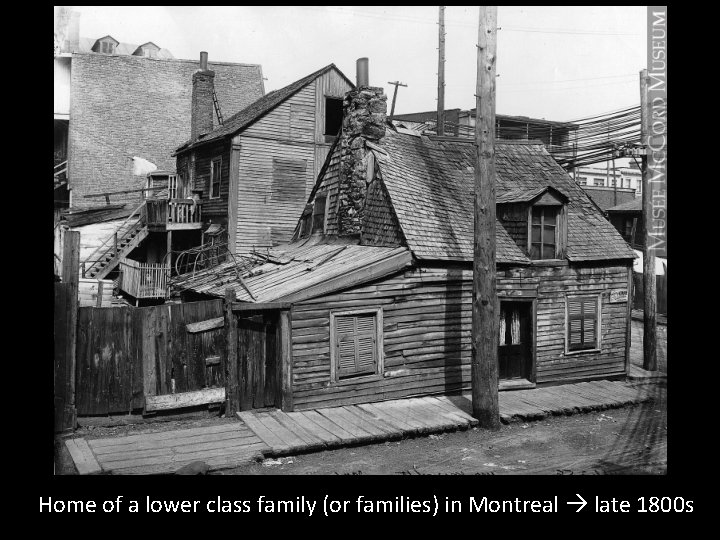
[498,300,534,382]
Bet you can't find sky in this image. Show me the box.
[55,5,647,122]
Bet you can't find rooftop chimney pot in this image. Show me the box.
[200,51,208,71]
[356,57,369,87]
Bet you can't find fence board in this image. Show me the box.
[75,299,226,416]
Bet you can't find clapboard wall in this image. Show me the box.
[288,261,631,410]
[231,69,352,255]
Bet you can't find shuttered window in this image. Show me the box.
[567,296,600,351]
[334,312,378,379]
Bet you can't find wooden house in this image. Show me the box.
[171,69,637,412]
[172,63,354,257]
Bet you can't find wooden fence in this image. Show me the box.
[75,299,225,415]
[632,271,667,315]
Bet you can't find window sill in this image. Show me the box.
[529,259,568,267]
[332,373,383,386]
[565,348,601,356]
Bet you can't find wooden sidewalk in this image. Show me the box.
[66,422,269,475]
[238,380,654,457]
[66,380,654,474]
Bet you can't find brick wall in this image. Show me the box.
[68,53,263,209]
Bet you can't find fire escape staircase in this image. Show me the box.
[82,202,149,280]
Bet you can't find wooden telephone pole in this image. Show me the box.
[437,6,446,135]
[471,5,500,429]
[387,81,408,121]
[640,69,657,371]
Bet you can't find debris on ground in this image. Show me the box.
[262,457,295,467]
[429,434,445,440]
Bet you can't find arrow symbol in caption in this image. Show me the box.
[567,494,587,512]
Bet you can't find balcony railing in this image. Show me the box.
[119,259,170,299]
[144,198,202,228]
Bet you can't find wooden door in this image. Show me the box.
[237,312,281,410]
[498,301,533,380]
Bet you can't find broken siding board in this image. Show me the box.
[144,387,226,412]
[186,316,224,333]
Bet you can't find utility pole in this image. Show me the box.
[640,69,657,371]
[437,5,446,135]
[387,81,408,121]
[471,5,500,429]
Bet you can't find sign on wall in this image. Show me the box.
[609,289,629,303]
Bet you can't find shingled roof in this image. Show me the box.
[373,129,635,263]
[175,64,354,154]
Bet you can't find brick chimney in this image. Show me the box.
[191,51,215,141]
[337,58,388,235]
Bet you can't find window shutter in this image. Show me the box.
[335,314,377,378]
[568,296,598,351]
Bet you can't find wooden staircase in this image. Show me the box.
[83,203,149,280]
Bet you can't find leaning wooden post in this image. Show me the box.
[60,230,80,431]
[224,288,240,415]
[471,5,500,429]
[640,69,657,371]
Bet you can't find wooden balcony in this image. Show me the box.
[119,259,170,299]
[144,198,203,231]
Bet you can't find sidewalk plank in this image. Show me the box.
[357,403,416,434]
[300,409,359,444]
[342,405,403,438]
[253,412,307,451]
[270,410,326,451]
[416,397,473,426]
[237,411,289,452]
[315,407,375,441]
[88,423,243,448]
[368,401,426,432]
[431,396,480,425]
[287,411,342,445]
[90,429,258,455]
[65,438,103,475]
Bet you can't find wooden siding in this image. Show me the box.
[192,140,231,217]
[289,262,630,410]
[314,69,353,143]
[360,175,404,247]
[234,136,316,254]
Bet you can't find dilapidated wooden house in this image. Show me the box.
[172,63,354,257]
[172,73,636,412]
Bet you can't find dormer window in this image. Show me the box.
[497,186,568,262]
[93,36,119,55]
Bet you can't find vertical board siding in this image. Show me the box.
[75,300,225,415]
[289,263,631,410]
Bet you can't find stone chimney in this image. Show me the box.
[337,58,387,235]
[191,51,215,141]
